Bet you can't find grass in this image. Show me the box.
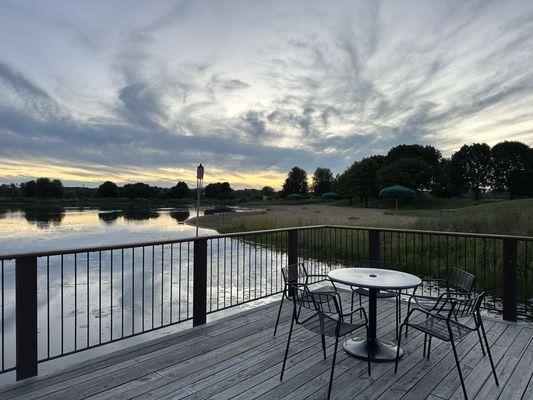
[219,198,533,237]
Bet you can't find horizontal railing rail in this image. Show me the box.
[0,225,531,381]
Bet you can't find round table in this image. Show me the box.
[328,267,421,362]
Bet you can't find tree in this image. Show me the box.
[431,159,457,198]
[98,181,119,197]
[386,144,441,167]
[21,178,64,198]
[336,156,384,206]
[120,182,159,199]
[281,167,308,197]
[450,143,492,200]
[204,182,234,200]
[170,181,190,200]
[261,186,275,197]
[378,158,432,191]
[491,141,533,199]
[311,167,334,196]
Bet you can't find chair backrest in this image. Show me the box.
[289,283,342,316]
[356,259,403,270]
[447,268,475,294]
[449,291,484,320]
[281,263,308,285]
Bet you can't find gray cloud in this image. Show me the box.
[1,0,533,186]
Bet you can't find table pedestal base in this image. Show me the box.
[343,338,402,362]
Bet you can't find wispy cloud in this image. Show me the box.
[1,0,533,187]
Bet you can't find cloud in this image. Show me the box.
[1,0,533,187]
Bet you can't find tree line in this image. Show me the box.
[0,178,242,201]
[279,141,533,204]
[1,140,531,203]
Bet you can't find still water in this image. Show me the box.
[0,204,214,255]
[0,204,287,381]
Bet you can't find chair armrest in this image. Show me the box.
[341,306,368,323]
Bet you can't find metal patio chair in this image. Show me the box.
[350,259,403,339]
[280,283,371,400]
[273,262,337,336]
[395,292,498,400]
[405,267,475,337]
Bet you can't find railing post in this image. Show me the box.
[287,229,299,296]
[16,256,38,380]
[502,238,517,322]
[193,238,208,327]
[368,229,380,261]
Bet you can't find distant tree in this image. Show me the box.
[336,156,384,206]
[98,181,119,197]
[431,159,457,198]
[21,180,37,197]
[120,182,159,199]
[311,167,334,196]
[386,144,441,167]
[261,186,275,197]
[0,183,21,198]
[204,182,234,200]
[281,167,308,197]
[170,181,190,200]
[491,141,533,199]
[450,143,492,200]
[378,158,432,191]
[20,178,64,198]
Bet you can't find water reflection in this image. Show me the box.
[169,209,190,223]
[98,210,121,224]
[24,207,65,228]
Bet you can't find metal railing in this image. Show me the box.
[0,225,531,380]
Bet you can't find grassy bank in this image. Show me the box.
[219,199,533,237]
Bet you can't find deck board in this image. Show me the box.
[0,290,531,400]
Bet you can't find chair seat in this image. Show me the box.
[353,287,398,298]
[300,312,366,337]
[408,315,473,341]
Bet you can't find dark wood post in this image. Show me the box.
[16,256,38,380]
[502,238,517,322]
[368,229,380,261]
[287,229,299,296]
[193,238,208,327]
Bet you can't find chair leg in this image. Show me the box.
[480,320,499,386]
[395,324,404,374]
[280,312,295,381]
[327,336,340,400]
[476,326,485,356]
[273,292,285,336]
[450,336,468,400]
[423,333,427,357]
[321,334,327,359]
[359,291,363,318]
[427,337,432,360]
[405,301,411,338]
[350,291,355,323]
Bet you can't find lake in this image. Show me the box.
[0,204,288,381]
[0,204,215,255]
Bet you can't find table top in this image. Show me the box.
[328,268,421,290]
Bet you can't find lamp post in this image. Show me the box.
[196,164,204,237]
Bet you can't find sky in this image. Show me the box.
[1,0,533,189]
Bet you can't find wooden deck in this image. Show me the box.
[1,290,532,400]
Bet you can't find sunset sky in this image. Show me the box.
[1,0,533,189]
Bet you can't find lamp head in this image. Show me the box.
[196,164,204,180]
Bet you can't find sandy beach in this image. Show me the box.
[189,204,413,231]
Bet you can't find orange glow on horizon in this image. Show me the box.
[0,157,286,190]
